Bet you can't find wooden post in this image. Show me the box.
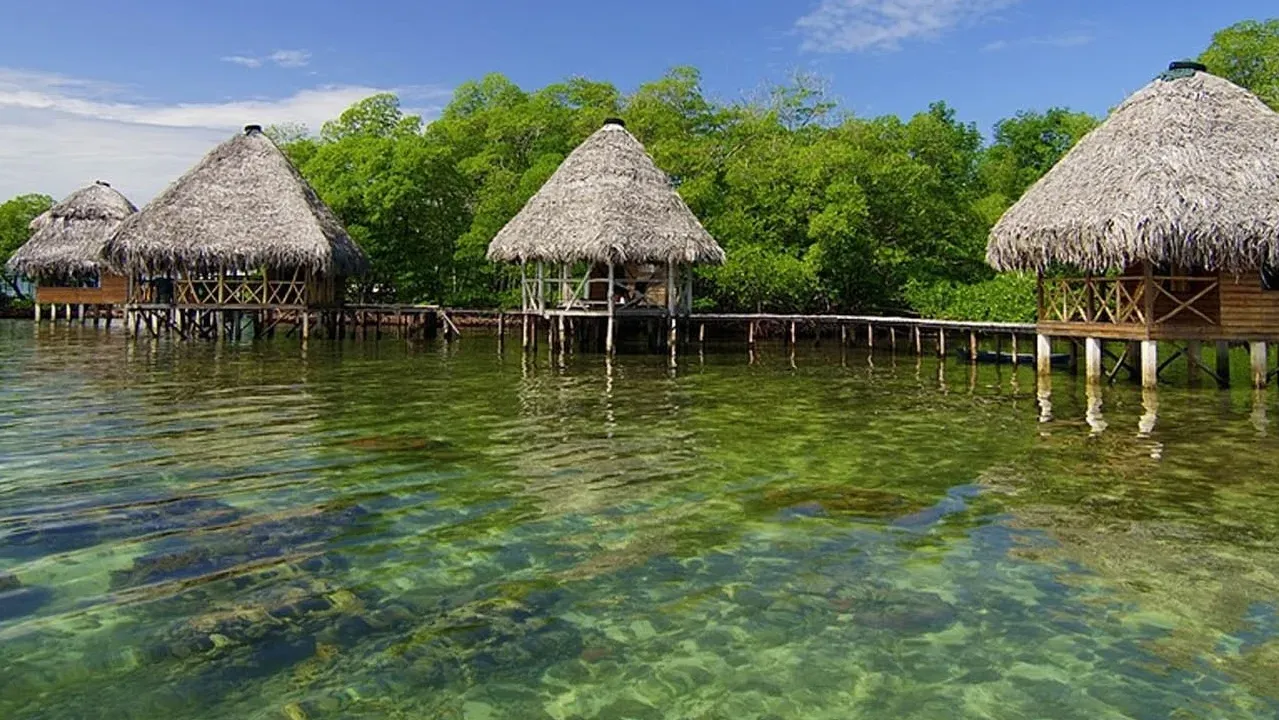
[1251,341,1269,389]
[1186,340,1202,387]
[1011,334,1019,367]
[1141,340,1159,389]
[914,326,922,356]
[937,329,946,358]
[1216,341,1231,389]
[667,263,678,363]
[969,331,978,364]
[698,322,705,345]
[890,327,897,353]
[748,320,756,348]
[606,262,616,355]
[1085,337,1102,385]
[840,324,847,347]
[77,304,85,325]
[302,311,310,341]
[33,303,41,323]
[866,324,874,352]
[790,321,797,349]
[1036,334,1053,381]
[64,304,71,323]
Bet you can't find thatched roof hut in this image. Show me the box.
[6,181,136,279]
[987,61,1279,275]
[104,126,367,277]
[487,119,725,266]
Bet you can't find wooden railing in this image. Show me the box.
[175,277,306,306]
[1041,276,1220,326]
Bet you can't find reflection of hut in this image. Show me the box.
[6,181,136,323]
[487,119,725,353]
[103,125,368,340]
[987,61,1279,389]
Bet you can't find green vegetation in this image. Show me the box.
[3,19,1274,320]
[0,193,53,300]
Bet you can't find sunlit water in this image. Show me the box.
[1,320,1277,719]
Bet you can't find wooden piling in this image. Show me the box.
[969,331,978,364]
[1186,340,1201,387]
[1085,337,1102,385]
[1251,341,1268,389]
[1036,334,1053,381]
[34,303,41,323]
[914,326,922,356]
[1141,340,1159,389]
[1216,341,1231,389]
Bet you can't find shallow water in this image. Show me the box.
[1,320,1277,719]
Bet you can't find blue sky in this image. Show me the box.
[0,0,1271,202]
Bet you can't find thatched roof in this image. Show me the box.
[6,182,136,279]
[487,120,725,266]
[987,62,1279,274]
[104,126,368,276]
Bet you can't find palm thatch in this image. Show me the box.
[6,182,136,279]
[987,62,1279,274]
[104,126,368,276]
[487,120,725,266]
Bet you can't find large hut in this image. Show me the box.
[6,181,136,322]
[987,61,1279,388]
[487,118,725,353]
[104,125,367,339]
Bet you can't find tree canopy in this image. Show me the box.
[0,194,53,299]
[1200,19,1279,111]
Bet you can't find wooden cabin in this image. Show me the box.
[103,125,368,340]
[4,181,137,323]
[487,119,724,354]
[987,61,1279,388]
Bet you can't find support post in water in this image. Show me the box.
[1216,341,1231,389]
[1085,337,1102,385]
[606,262,616,356]
[1011,334,1019,367]
[1142,340,1159,389]
[1037,334,1053,382]
[969,331,978,364]
[938,329,946,359]
[33,303,41,324]
[866,324,874,352]
[1186,340,1201,387]
[914,326,922,356]
[1251,341,1268,389]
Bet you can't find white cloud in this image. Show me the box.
[220,55,263,69]
[221,49,312,70]
[268,50,311,68]
[796,0,1021,52]
[982,32,1093,52]
[0,68,451,203]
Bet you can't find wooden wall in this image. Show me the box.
[36,273,127,305]
[1219,272,1279,339]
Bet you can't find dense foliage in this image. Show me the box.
[4,19,1273,321]
[275,74,1095,320]
[0,194,53,300]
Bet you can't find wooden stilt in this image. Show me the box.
[1085,337,1102,385]
[914,326,922,356]
[748,321,756,348]
[890,327,897,353]
[866,324,874,352]
[1251,341,1268,389]
[1186,340,1202,387]
[302,311,310,340]
[34,303,41,323]
[1216,341,1231,389]
[77,304,85,325]
[938,329,946,358]
[1011,334,1019,367]
[64,304,71,323]
[1037,334,1053,381]
[840,324,847,347]
[606,263,616,356]
[1141,340,1159,389]
[969,331,978,364]
[699,322,705,345]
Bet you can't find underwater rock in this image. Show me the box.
[1,496,244,561]
[848,589,957,634]
[0,574,52,622]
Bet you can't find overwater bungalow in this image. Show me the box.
[487,118,726,353]
[987,61,1279,389]
[102,125,369,340]
[6,181,136,323]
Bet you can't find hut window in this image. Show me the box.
[1263,262,1279,292]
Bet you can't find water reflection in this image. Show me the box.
[1,324,1278,718]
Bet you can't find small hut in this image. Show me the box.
[104,125,367,339]
[6,181,136,322]
[487,118,725,353]
[987,61,1279,388]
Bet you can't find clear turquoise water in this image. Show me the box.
[1,320,1277,719]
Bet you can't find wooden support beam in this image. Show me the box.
[1037,334,1053,381]
[969,331,978,364]
[1186,341,1201,387]
[914,326,922,356]
[1216,341,1231,389]
[1251,341,1269,389]
[1085,337,1102,385]
[1011,334,1019,368]
[33,303,41,323]
[748,320,756,348]
[866,324,874,352]
[938,329,946,358]
[1141,340,1158,389]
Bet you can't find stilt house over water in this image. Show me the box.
[986,61,1279,388]
[103,125,368,340]
[487,118,725,353]
[6,181,136,322]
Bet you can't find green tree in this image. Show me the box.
[0,193,54,299]
[1200,19,1279,110]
